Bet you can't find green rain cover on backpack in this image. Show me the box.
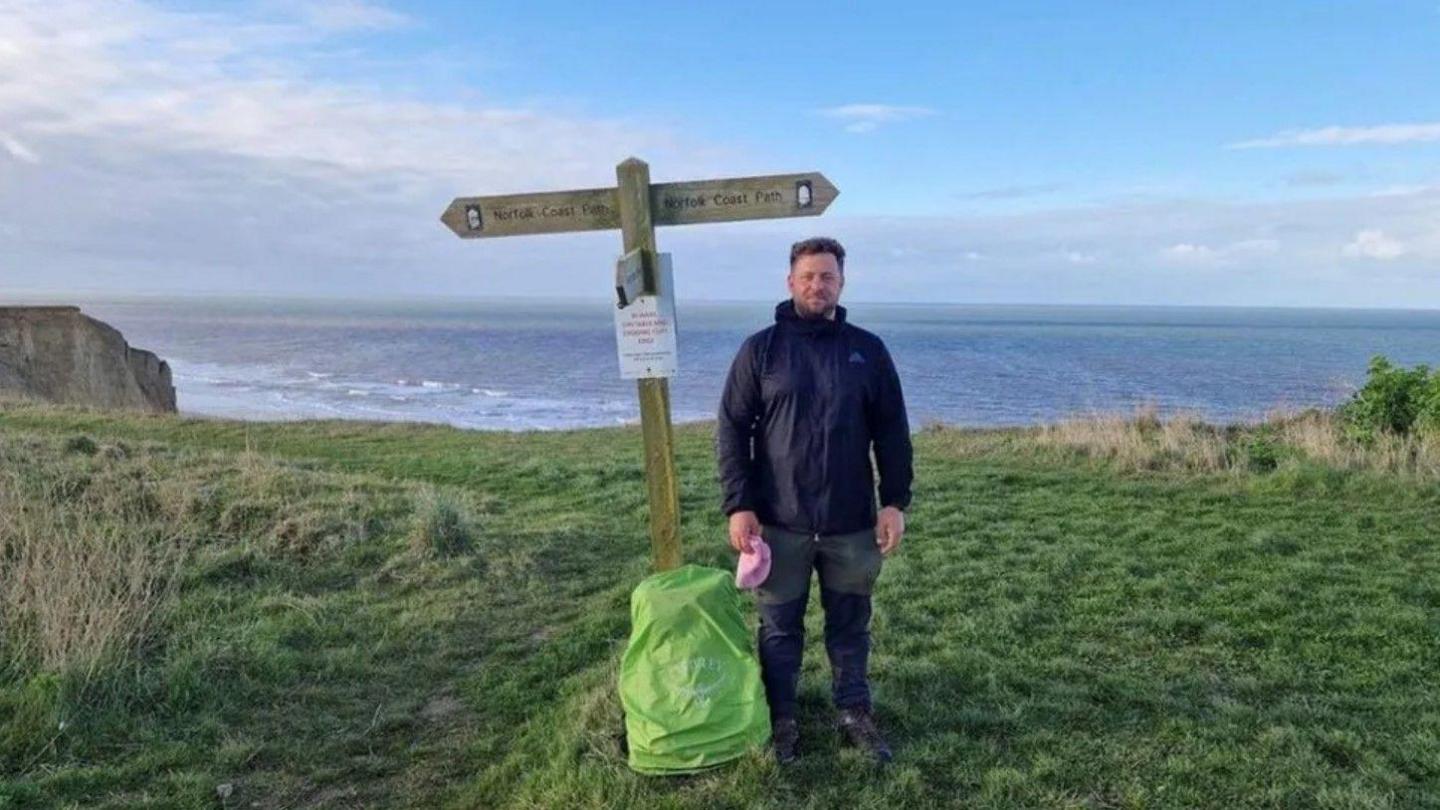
[620,564,770,775]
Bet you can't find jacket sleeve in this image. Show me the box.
[869,340,913,511]
[716,336,762,516]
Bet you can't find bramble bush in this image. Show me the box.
[1339,356,1440,441]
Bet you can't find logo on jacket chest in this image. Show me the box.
[762,343,870,404]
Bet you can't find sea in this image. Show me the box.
[45,297,1440,431]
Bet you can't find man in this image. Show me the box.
[715,236,913,765]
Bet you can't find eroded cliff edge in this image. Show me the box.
[0,306,177,413]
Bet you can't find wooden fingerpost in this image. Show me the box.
[616,157,682,571]
[439,158,838,573]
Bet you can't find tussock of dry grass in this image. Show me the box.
[408,486,479,557]
[0,472,185,680]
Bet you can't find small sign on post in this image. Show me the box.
[614,254,677,379]
[440,159,838,571]
[615,248,650,309]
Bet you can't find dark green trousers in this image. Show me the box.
[755,525,883,718]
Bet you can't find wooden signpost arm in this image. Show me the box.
[616,157,682,571]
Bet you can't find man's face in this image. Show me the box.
[788,252,844,319]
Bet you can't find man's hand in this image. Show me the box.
[728,510,761,553]
[876,506,905,555]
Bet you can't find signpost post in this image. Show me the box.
[440,158,838,571]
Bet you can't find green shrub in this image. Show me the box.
[1339,356,1435,441]
[1418,372,1440,437]
[1243,432,1282,472]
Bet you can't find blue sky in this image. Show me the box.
[3,0,1439,306]
[393,1,1440,211]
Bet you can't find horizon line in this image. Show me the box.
[3,288,1440,315]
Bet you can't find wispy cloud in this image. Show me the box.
[957,183,1066,201]
[817,104,936,133]
[289,0,411,32]
[0,132,39,163]
[1159,238,1280,264]
[0,0,727,185]
[1231,122,1440,149]
[1343,229,1406,260]
[1162,243,1217,261]
[1283,170,1346,187]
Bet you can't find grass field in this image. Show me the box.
[1,401,1438,809]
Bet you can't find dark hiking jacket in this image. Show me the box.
[716,300,913,535]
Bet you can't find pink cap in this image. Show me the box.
[734,534,771,590]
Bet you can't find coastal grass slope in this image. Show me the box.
[1,401,1438,808]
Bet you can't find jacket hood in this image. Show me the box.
[774,299,847,334]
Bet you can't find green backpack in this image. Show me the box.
[619,564,771,775]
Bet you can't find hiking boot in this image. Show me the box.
[837,707,892,764]
[772,716,799,765]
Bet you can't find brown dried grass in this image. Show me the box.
[1034,404,1232,472]
[1028,404,1440,479]
[0,468,186,681]
[1268,408,1440,478]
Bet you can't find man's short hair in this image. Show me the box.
[789,237,846,272]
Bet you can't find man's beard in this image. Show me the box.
[793,297,835,319]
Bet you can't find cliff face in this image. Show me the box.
[0,306,177,413]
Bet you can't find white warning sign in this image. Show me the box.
[613,253,678,379]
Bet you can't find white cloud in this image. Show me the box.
[1230,238,1280,255]
[0,0,748,298]
[1231,122,1440,149]
[817,104,936,134]
[1369,184,1440,197]
[958,183,1065,201]
[1063,250,1097,264]
[1163,243,1216,261]
[0,131,39,163]
[1343,229,1406,260]
[1159,238,1280,264]
[289,0,411,32]
[1283,170,1346,187]
[0,0,730,186]
[648,186,1439,307]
